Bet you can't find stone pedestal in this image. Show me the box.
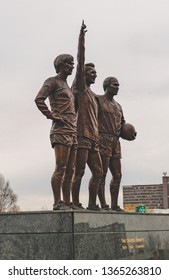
[0,210,169,259]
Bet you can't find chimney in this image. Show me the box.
[162,172,169,209]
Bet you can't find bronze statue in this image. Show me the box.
[71,21,103,210]
[35,54,77,210]
[97,77,136,211]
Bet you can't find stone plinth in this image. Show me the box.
[0,210,169,259]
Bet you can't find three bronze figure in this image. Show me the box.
[35,21,136,211]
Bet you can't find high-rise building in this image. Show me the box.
[123,174,169,212]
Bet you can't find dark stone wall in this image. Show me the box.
[0,211,169,260]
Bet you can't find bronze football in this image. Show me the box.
[120,123,137,141]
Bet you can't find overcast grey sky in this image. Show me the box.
[0,0,169,211]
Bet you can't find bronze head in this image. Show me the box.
[54,54,74,74]
[84,63,97,85]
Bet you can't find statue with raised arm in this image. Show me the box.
[35,54,77,210]
[71,21,104,211]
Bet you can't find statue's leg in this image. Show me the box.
[62,147,77,205]
[109,157,122,208]
[51,144,71,205]
[98,154,110,208]
[87,150,103,208]
[72,148,88,206]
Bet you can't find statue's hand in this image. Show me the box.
[55,118,65,127]
[130,131,137,140]
[80,20,87,34]
[133,131,137,139]
[51,114,65,126]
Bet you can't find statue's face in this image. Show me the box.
[62,59,74,75]
[85,67,97,84]
[107,78,119,95]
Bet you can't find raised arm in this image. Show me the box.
[72,20,87,94]
[77,20,87,70]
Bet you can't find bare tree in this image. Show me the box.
[0,174,20,212]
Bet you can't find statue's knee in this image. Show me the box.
[117,173,122,181]
[52,166,66,179]
[93,168,103,180]
[113,171,122,181]
[66,167,75,177]
[73,168,85,185]
[101,174,107,184]
[76,168,85,178]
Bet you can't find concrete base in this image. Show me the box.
[0,210,169,259]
